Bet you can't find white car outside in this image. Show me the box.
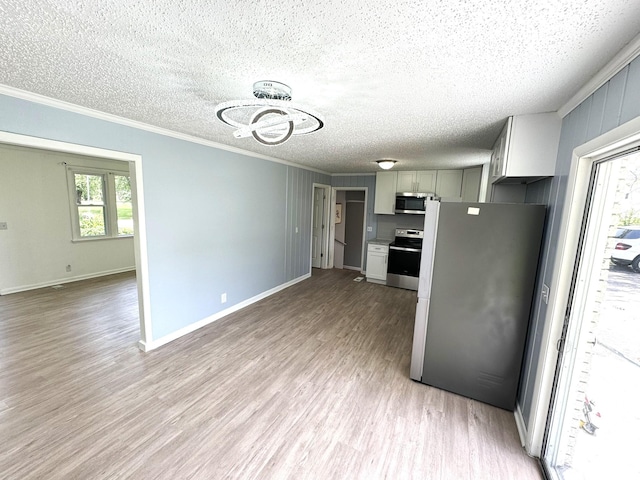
[610,225,640,272]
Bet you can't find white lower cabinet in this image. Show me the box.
[366,243,389,284]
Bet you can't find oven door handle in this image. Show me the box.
[389,245,421,253]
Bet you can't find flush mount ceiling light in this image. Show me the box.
[376,160,397,170]
[214,81,324,146]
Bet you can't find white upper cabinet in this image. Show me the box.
[375,168,477,214]
[416,171,437,193]
[396,171,415,193]
[396,171,437,193]
[461,167,482,202]
[490,112,561,183]
[435,169,463,200]
[374,171,398,214]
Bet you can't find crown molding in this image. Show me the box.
[0,84,331,175]
[558,32,640,118]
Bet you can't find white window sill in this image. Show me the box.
[71,235,134,243]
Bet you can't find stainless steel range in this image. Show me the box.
[387,228,423,291]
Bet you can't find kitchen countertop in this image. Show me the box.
[368,238,392,246]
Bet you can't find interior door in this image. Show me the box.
[312,187,325,268]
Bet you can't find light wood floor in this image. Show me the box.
[0,269,542,479]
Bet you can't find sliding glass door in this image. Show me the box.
[542,152,640,479]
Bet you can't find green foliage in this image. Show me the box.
[115,175,132,202]
[79,211,105,237]
[618,209,640,226]
[74,173,104,204]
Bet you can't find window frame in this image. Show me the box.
[66,166,133,241]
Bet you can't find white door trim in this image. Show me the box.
[526,115,640,456]
[328,187,368,273]
[311,183,331,270]
[0,130,152,350]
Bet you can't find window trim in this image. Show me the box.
[66,165,133,241]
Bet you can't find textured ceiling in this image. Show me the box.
[1,1,640,173]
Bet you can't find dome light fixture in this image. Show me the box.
[376,159,397,170]
[214,81,324,146]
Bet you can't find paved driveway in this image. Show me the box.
[599,264,640,365]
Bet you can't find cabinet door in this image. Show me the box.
[374,171,397,214]
[396,171,416,193]
[436,170,463,199]
[366,251,388,280]
[415,171,437,193]
[490,120,510,179]
[461,167,482,202]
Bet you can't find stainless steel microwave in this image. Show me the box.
[395,193,435,214]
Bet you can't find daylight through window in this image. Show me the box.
[68,168,134,240]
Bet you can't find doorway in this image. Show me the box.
[542,150,640,479]
[0,130,150,346]
[329,187,368,272]
[333,190,365,270]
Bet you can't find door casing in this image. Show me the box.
[0,130,151,349]
[310,183,331,270]
[327,187,368,273]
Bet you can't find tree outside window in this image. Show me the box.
[68,168,134,240]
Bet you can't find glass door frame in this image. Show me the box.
[541,158,621,477]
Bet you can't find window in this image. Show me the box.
[68,167,134,240]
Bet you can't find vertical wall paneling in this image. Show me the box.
[519,55,640,435]
[285,166,331,280]
[600,66,629,134]
[573,100,591,148]
[586,84,607,140]
[620,59,640,124]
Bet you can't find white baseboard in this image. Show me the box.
[139,273,312,352]
[342,265,362,272]
[0,267,136,295]
[514,403,528,449]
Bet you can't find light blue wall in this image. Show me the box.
[0,94,330,340]
[518,56,640,426]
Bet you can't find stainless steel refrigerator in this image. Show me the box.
[410,200,545,410]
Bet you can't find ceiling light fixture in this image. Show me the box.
[214,81,324,146]
[376,160,397,170]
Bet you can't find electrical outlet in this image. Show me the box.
[66,264,72,272]
[367,226,372,232]
[0,222,7,230]
[221,293,227,304]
